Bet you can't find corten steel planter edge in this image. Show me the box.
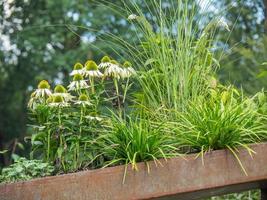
[0,143,267,200]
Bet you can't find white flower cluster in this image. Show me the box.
[68,74,90,91]
[28,81,90,109]
[69,57,136,81]
[28,56,136,109]
[98,56,136,79]
[69,61,103,78]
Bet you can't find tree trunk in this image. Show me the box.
[0,132,5,166]
[264,0,267,32]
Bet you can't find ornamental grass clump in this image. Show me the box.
[98,115,178,182]
[96,0,226,112]
[169,85,267,174]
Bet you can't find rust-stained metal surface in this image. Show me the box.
[1,143,267,200]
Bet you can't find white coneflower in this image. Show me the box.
[28,97,34,108]
[98,56,112,69]
[53,85,74,102]
[104,60,124,79]
[49,95,69,107]
[70,62,84,76]
[74,94,92,107]
[28,80,52,108]
[28,93,38,109]
[121,61,136,78]
[84,60,103,78]
[67,74,89,91]
[31,80,52,99]
[128,14,138,20]
[218,18,230,32]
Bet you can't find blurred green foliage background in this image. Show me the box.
[0,0,266,171]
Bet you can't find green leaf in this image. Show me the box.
[17,143,25,150]
[0,150,8,154]
[257,71,267,78]
[11,154,20,161]
[144,58,157,67]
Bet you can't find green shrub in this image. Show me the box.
[0,157,54,184]
[28,58,136,173]
[204,190,259,200]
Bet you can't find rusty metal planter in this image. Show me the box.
[1,143,267,200]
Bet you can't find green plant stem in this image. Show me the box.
[43,96,46,104]
[57,107,65,171]
[59,134,66,171]
[90,77,95,94]
[58,107,62,125]
[47,130,51,162]
[76,141,80,169]
[79,106,84,135]
[123,78,130,103]
[76,88,82,96]
[113,78,122,116]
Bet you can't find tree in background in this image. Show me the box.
[0,0,266,166]
[0,0,135,165]
[0,0,86,164]
[215,0,267,93]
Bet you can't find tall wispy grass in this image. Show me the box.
[92,0,228,112]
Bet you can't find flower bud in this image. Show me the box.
[53,95,64,103]
[123,61,132,68]
[38,80,50,89]
[78,94,89,102]
[110,60,119,65]
[101,56,111,63]
[54,85,67,93]
[85,60,98,71]
[73,74,84,81]
[73,62,83,70]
